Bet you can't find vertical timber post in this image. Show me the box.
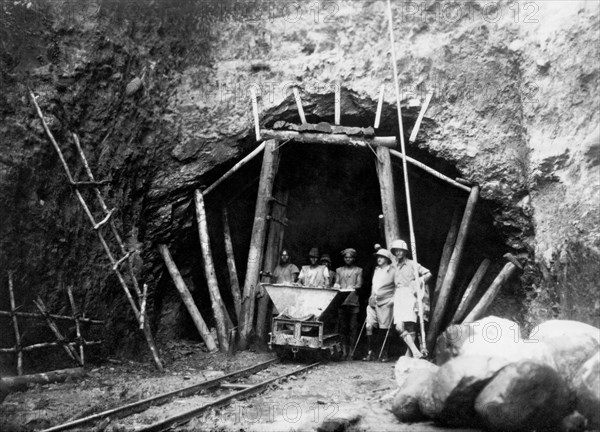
[239,140,280,349]
[375,146,400,249]
[222,208,243,324]
[427,185,480,351]
[432,206,460,310]
[194,190,231,353]
[256,188,289,343]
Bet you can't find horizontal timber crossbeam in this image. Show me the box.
[261,129,397,148]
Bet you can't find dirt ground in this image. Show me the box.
[0,341,470,432]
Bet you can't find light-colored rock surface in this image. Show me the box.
[573,352,600,429]
[392,364,439,423]
[475,360,570,431]
[395,356,439,387]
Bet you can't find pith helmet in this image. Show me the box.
[308,247,320,258]
[341,248,357,258]
[374,248,394,263]
[391,239,409,252]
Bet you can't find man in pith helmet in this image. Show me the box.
[363,247,395,361]
[390,239,431,359]
[298,247,329,288]
[334,248,363,360]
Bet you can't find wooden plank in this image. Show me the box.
[157,244,218,353]
[194,190,231,353]
[409,90,434,143]
[334,82,341,125]
[451,258,491,323]
[463,255,520,322]
[239,140,280,349]
[374,84,385,129]
[256,188,289,342]
[375,146,400,249]
[222,208,243,324]
[293,87,307,124]
[432,207,460,310]
[203,143,266,195]
[427,185,480,351]
[250,87,261,141]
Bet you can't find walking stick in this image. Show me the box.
[378,324,393,361]
[386,0,428,357]
[350,319,366,358]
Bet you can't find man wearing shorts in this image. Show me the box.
[363,247,395,362]
[391,239,432,359]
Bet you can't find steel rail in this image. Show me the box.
[40,358,277,432]
[137,362,321,432]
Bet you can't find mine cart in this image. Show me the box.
[262,283,351,359]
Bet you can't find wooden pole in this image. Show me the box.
[293,87,307,124]
[463,254,521,323]
[203,143,266,196]
[250,87,261,141]
[409,90,434,143]
[1,367,85,392]
[432,207,460,310]
[239,140,280,349]
[194,190,231,353]
[222,208,243,323]
[374,84,385,129]
[8,272,23,375]
[0,310,103,325]
[375,146,400,249]
[157,244,218,353]
[261,129,396,148]
[390,149,471,192]
[334,81,341,125]
[0,340,102,354]
[427,185,480,350]
[256,189,289,342]
[67,286,84,367]
[451,258,491,324]
[33,298,82,365]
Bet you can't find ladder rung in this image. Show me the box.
[112,251,133,271]
[93,209,115,230]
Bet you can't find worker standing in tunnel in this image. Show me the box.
[271,249,299,284]
[320,254,336,287]
[298,247,329,288]
[333,248,363,360]
[363,247,395,362]
[391,239,432,359]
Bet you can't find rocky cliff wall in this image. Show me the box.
[0,0,598,366]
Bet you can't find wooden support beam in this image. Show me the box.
[250,87,261,141]
[334,82,341,125]
[157,244,218,353]
[0,340,102,354]
[390,149,471,192]
[451,258,491,324]
[427,185,480,351]
[1,367,85,392]
[293,87,307,124]
[375,147,400,249]
[239,140,280,349]
[0,310,103,325]
[194,190,231,353]
[256,188,289,342]
[67,286,84,367]
[222,208,243,324]
[138,283,148,330]
[261,129,396,148]
[8,272,23,375]
[203,143,266,195]
[409,90,434,143]
[463,254,521,323]
[432,207,460,310]
[374,84,385,129]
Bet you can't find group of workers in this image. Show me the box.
[270,240,432,362]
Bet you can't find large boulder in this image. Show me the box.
[475,360,571,431]
[424,355,510,427]
[436,316,556,369]
[391,359,439,423]
[534,320,600,386]
[573,353,600,429]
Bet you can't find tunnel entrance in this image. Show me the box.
[157,94,515,351]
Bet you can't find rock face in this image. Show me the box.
[425,355,510,427]
[534,320,600,386]
[392,358,439,423]
[573,353,600,429]
[475,360,571,432]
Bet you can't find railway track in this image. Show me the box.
[40,359,320,432]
